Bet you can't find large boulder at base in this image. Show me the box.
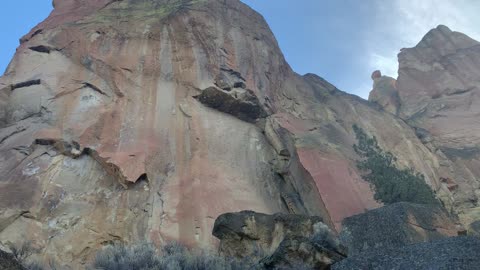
[258,236,346,270]
[340,202,460,255]
[212,211,345,269]
[332,236,480,270]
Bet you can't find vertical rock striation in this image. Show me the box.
[0,1,468,267]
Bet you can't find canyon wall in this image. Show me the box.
[0,0,471,267]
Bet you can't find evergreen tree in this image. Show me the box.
[352,124,438,205]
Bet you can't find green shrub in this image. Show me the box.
[352,124,438,205]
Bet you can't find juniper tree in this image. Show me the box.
[352,124,438,205]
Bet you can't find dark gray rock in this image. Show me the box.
[340,202,459,255]
[259,236,345,270]
[332,236,480,270]
[468,220,480,236]
[195,86,267,122]
[214,68,247,91]
[0,249,24,270]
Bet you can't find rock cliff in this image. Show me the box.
[371,25,480,233]
[0,0,475,267]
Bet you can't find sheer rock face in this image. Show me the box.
[394,25,480,230]
[0,0,451,266]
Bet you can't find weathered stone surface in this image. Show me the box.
[394,25,480,229]
[258,236,345,270]
[0,0,465,267]
[368,72,400,115]
[339,202,460,255]
[212,211,345,269]
[332,236,480,270]
[275,74,448,230]
[195,86,267,122]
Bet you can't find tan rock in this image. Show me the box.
[0,1,464,267]
[368,72,400,115]
[395,25,480,227]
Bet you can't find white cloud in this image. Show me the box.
[366,0,480,80]
[370,52,399,78]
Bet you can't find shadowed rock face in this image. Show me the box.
[392,25,480,231]
[0,0,464,267]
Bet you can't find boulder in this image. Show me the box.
[333,236,480,270]
[368,72,400,115]
[340,202,460,255]
[195,86,267,123]
[212,211,345,269]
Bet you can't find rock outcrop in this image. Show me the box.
[0,0,476,267]
[339,202,460,255]
[371,25,480,233]
[212,211,345,269]
[368,70,400,115]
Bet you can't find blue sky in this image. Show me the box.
[1,1,480,98]
[0,2,53,74]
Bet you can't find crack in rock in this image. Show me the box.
[11,79,41,91]
[82,82,110,97]
[0,127,27,145]
[29,45,58,54]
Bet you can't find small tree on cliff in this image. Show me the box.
[352,124,438,205]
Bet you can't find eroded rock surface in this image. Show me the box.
[392,25,480,231]
[212,211,345,269]
[195,86,267,122]
[368,70,400,115]
[0,0,469,267]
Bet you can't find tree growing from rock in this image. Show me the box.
[352,124,438,205]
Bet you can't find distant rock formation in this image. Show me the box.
[370,25,480,233]
[368,70,400,115]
